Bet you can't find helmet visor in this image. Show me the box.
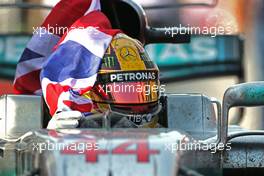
[88,80,159,104]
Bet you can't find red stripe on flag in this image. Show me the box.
[77,11,121,36]
[56,11,121,47]
[42,0,93,37]
[13,70,41,94]
[78,86,93,95]
[63,100,93,113]
[46,83,71,116]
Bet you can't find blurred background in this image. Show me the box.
[0,0,263,129]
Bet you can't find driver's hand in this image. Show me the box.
[47,111,83,129]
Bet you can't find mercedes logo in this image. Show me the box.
[120,47,137,61]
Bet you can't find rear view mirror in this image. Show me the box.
[141,0,218,9]
[145,27,190,44]
[101,0,190,44]
[220,82,264,144]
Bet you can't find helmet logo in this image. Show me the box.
[103,56,115,68]
[127,113,153,125]
[120,47,137,61]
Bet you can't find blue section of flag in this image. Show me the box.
[19,48,44,63]
[41,40,101,82]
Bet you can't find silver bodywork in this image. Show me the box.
[17,129,188,176]
[166,94,219,140]
[0,95,42,139]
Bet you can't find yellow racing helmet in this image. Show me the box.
[82,33,161,128]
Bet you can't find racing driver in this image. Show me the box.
[13,0,162,129]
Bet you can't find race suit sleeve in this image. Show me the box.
[40,8,121,116]
[13,0,99,95]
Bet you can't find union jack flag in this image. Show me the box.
[14,0,121,116]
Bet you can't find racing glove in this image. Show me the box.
[47,111,83,129]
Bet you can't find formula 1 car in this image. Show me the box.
[1,82,264,176]
[1,1,264,176]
